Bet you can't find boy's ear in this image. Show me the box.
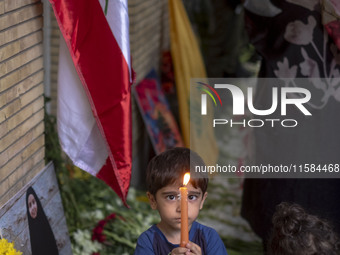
[147,192,157,210]
[199,192,208,210]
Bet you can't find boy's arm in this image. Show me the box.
[133,233,155,255]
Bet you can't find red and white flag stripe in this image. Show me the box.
[49,0,133,204]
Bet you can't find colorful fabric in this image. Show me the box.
[168,0,218,165]
[49,0,133,204]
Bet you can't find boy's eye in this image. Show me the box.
[166,195,176,200]
[188,195,198,201]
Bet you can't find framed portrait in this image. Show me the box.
[0,162,72,254]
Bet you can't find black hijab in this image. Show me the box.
[26,186,59,255]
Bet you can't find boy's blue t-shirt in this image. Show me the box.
[134,221,228,255]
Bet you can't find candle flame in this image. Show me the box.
[183,173,190,186]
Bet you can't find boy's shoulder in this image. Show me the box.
[135,225,178,255]
[134,225,157,255]
[192,221,220,237]
[134,225,158,253]
[138,224,159,241]
[191,221,228,254]
[137,224,169,245]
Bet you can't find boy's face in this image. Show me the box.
[147,182,207,234]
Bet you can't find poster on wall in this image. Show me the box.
[0,162,72,254]
[134,69,184,154]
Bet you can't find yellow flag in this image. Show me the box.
[168,0,218,165]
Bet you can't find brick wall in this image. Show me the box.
[0,0,45,207]
[129,0,169,84]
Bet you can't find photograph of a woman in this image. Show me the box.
[26,186,59,255]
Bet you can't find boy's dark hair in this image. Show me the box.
[268,202,340,255]
[146,147,208,196]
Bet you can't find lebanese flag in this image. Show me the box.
[49,0,133,204]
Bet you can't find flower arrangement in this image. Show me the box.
[88,189,160,255]
[0,238,22,255]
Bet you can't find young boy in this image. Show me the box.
[134,147,228,255]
